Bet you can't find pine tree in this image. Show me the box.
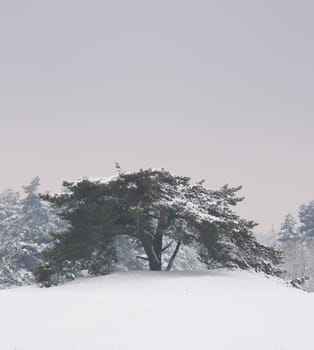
[278,214,300,241]
[36,169,282,285]
[299,201,314,237]
[276,209,314,291]
[0,178,64,288]
[0,189,20,224]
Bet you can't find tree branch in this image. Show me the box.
[161,240,174,252]
[136,256,149,261]
[166,240,182,271]
[150,243,161,264]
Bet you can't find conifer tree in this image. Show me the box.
[0,178,63,288]
[299,201,314,237]
[0,189,20,224]
[278,214,300,241]
[36,169,282,285]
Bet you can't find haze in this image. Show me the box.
[1,0,314,233]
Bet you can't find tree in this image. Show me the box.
[299,201,314,237]
[36,169,282,285]
[278,214,300,241]
[0,177,64,288]
[0,189,20,225]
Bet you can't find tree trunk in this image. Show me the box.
[140,209,166,271]
[141,239,162,271]
[149,259,162,271]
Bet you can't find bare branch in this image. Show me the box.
[150,244,161,264]
[161,240,174,252]
[166,240,182,271]
[136,256,149,261]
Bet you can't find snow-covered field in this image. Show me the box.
[0,270,313,350]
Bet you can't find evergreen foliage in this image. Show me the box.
[278,214,300,241]
[299,201,314,237]
[0,189,20,224]
[272,210,314,292]
[36,169,282,286]
[0,177,64,288]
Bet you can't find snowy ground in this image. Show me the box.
[0,270,313,350]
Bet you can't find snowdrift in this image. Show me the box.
[0,270,312,350]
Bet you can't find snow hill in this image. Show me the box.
[0,270,313,350]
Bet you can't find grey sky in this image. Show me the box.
[1,0,314,232]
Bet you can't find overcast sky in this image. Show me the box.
[1,0,314,232]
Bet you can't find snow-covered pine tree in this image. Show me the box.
[273,208,314,292]
[0,189,20,226]
[278,214,300,241]
[276,213,303,285]
[0,177,64,288]
[36,169,282,286]
[0,190,22,287]
[299,201,314,237]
